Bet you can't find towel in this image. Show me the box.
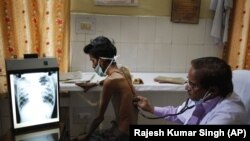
[154,76,186,84]
[210,0,233,45]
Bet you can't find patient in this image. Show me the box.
[75,36,138,141]
[135,57,246,124]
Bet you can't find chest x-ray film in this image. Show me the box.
[5,58,60,132]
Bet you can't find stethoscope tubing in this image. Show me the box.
[138,98,196,119]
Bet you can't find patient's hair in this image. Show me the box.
[83,36,117,59]
[191,57,233,97]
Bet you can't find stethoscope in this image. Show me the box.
[137,91,212,119]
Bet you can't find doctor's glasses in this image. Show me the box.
[185,80,199,89]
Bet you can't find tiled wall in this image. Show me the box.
[70,13,223,73]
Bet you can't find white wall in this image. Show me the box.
[70,13,223,73]
[67,13,223,138]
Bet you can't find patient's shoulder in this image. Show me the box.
[119,66,132,82]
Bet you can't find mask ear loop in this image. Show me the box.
[100,55,120,75]
[113,55,120,62]
[100,55,120,62]
[103,58,114,75]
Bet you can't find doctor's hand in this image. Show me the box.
[134,95,154,114]
[75,82,98,93]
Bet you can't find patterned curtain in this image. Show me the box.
[224,0,250,70]
[0,0,70,95]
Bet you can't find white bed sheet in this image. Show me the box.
[60,72,187,92]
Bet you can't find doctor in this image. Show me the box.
[135,57,246,124]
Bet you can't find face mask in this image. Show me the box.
[94,55,119,76]
[94,61,106,77]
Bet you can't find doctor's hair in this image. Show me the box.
[84,36,117,60]
[191,57,233,98]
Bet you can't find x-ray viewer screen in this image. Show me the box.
[9,71,59,129]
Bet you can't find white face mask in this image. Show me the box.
[94,55,119,76]
[94,61,106,77]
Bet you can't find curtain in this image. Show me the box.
[0,0,70,95]
[224,0,250,70]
